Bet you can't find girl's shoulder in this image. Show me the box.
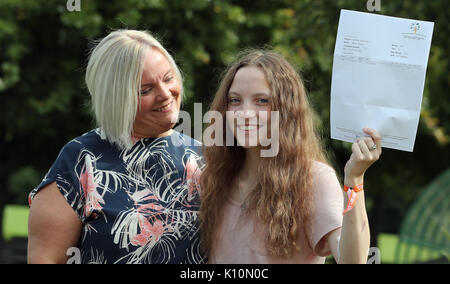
[311,160,338,177]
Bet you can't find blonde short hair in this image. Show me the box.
[85,29,183,150]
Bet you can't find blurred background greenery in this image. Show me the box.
[0,0,448,263]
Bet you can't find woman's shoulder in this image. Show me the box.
[59,129,109,156]
[169,130,202,148]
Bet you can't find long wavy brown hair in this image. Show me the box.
[200,50,330,258]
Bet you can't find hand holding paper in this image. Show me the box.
[344,128,382,182]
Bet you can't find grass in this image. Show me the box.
[378,233,447,264]
[2,205,29,241]
[378,233,399,263]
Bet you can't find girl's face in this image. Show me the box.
[133,47,181,138]
[226,66,272,149]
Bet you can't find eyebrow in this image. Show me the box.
[228,91,270,97]
[141,70,173,87]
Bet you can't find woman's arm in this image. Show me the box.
[28,182,82,264]
[329,128,382,264]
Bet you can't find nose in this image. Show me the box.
[155,83,172,100]
[235,100,258,118]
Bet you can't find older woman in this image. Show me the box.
[28,30,204,264]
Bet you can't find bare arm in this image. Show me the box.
[28,182,82,264]
[328,184,370,264]
[329,128,382,264]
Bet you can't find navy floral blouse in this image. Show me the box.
[28,129,206,264]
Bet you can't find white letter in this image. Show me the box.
[260,111,279,157]
[366,0,381,12]
[193,103,203,143]
[173,110,192,146]
[224,269,232,278]
[225,111,236,147]
[180,270,186,279]
[367,247,381,264]
[203,110,223,146]
[66,0,81,12]
[66,247,81,264]
[207,271,215,282]
[262,269,269,279]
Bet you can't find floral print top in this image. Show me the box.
[28,129,205,264]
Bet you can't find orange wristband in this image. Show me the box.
[342,183,364,215]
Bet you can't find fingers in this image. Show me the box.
[347,129,382,177]
[352,140,364,160]
[363,128,382,152]
[358,137,372,157]
[353,135,380,162]
[358,137,380,160]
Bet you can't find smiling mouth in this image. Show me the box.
[153,101,173,112]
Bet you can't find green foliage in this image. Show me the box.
[0,0,448,239]
[7,167,40,204]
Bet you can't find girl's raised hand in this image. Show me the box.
[344,128,382,180]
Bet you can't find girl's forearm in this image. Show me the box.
[339,176,371,264]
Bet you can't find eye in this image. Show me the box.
[164,75,174,83]
[139,87,153,96]
[256,98,269,104]
[228,98,240,104]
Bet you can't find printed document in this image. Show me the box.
[330,10,434,151]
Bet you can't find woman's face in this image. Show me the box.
[133,47,181,138]
[226,66,272,149]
